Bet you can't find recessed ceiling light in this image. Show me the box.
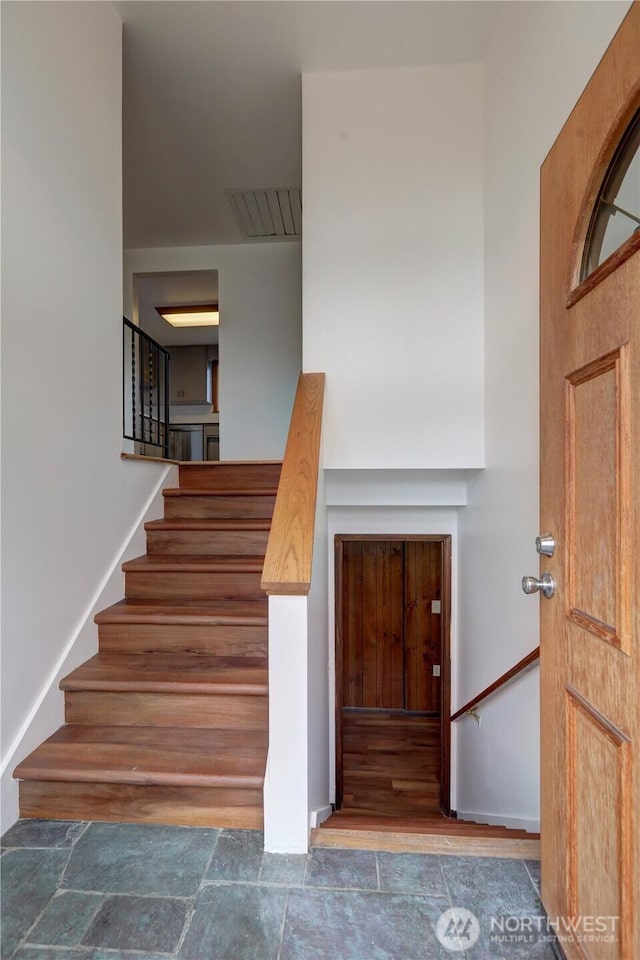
[156,304,219,327]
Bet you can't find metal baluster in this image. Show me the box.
[123,318,170,455]
[131,324,136,443]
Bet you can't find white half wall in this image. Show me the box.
[307,454,329,828]
[264,595,309,853]
[302,63,484,470]
[265,455,329,852]
[124,243,302,461]
[456,0,631,831]
[0,2,175,831]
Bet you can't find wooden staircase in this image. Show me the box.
[14,461,281,828]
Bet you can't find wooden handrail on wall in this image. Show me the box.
[450,646,540,722]
[261,373,325,596]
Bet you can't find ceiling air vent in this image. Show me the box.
[226,187,302,239]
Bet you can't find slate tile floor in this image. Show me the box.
[1,820,554,960]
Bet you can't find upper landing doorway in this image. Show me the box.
[335,536,452,821]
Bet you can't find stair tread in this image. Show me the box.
[61,654,268,695]
[96,599,268,626]
[145,518,272,531]
[123,554,265,573]
[322,813,538,839]
[163,488,278,498]
[180,460,282,466]
[15,725,267,788]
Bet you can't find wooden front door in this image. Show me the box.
[336,536,451,814]
[540,6,639,957]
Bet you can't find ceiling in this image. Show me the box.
[117,1,500,249]
[135,270,219,347]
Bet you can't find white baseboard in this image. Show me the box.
[0,465,176,834]
[309,805,333,829]
[457,809,540,834]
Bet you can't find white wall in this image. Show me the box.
[264,594,309,852]
[307,458,329,826]
[456,0,631,831]
[263,469,330,852]
[302,64,484,470]
[0,2,172,831]
[124,243,302,461]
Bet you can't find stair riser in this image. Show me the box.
[164,495,276,520]
[19,781,263,828]
[125,571,265,601]
[146,529,270,555]
[98,623,268,657]
[179,462,281,491]
[65,692,268,729]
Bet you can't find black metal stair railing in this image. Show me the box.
[123,317,170,457]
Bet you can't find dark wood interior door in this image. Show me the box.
[404,541,442,713]
[341,539,442,713]
[341,540,404,709]
[336,536,451,816]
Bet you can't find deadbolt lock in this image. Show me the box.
[535,533,556,557]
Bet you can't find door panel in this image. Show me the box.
[566,690,632,960]
[404,541,442,713]
[344,540,364,706]
[540,6,639,955]
[341,539,442,712]
[567,346,630,648]
[376,541,405,708]
[342,540,404,709]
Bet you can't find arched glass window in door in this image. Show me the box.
[581,106,640,281]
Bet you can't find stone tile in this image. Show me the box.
[500,937,557,959]
[524,859,541,891]
[438,861,545,960]
[13,950,95,960]
[1,848,69,958]
[62,822,217,897]
[28,890,104,946]
[260,853,307,885]
[94,954,176,960]
[441,903,553,959]
[179,884,287,960]
[281,887,449,960]
[82,895,188,953]
[441,856,539,913]
[1,820,88,849]
[304,848,378,890]
[205,829,263,882]
[453,907,505,958]
[377,853,448,898]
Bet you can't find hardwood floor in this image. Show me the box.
[340,709,441,818]
[332,707,540,859]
